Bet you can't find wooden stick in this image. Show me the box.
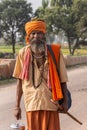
[66,111,83,125]
[50,100,83,125]
[57,102,83,125]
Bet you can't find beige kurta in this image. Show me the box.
[13,44,68,112]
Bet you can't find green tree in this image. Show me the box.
[34,0,49,19]
[35,0,87,55]
[50,0,73,7]
[74,0,87,39]
[0,0,33,56]
[42,0,49,9]
[68,0,87,54]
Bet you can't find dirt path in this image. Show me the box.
[0,65,87,130]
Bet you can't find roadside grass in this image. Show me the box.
[62,48,87,56]
[0,45,87,55]
[0,45,23,53]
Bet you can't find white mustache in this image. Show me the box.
[30,37,45,44]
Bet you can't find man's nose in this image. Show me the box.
[34,33,39,38]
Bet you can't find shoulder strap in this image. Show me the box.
[47,45,60,76]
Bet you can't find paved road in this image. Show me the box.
[0,65,87,130]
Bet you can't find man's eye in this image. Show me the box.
[37,32,40,35]
[32,32,35,35]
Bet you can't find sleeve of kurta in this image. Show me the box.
[13,49,24,79]
[58,50,68,83]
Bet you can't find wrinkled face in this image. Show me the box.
[29,31,46,57]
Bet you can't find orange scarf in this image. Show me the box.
[48,44,63,101]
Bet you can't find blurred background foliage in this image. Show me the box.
[0,0,87,57]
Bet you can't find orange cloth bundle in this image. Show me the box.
[25,20,46,44]
[48,44,63,101]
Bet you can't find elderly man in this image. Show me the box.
[13,19,68,130]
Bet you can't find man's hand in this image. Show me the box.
[14,107,22,120]
[58,100,68,113]
[58,82,68,113]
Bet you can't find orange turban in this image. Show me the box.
[25,20,46,44]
